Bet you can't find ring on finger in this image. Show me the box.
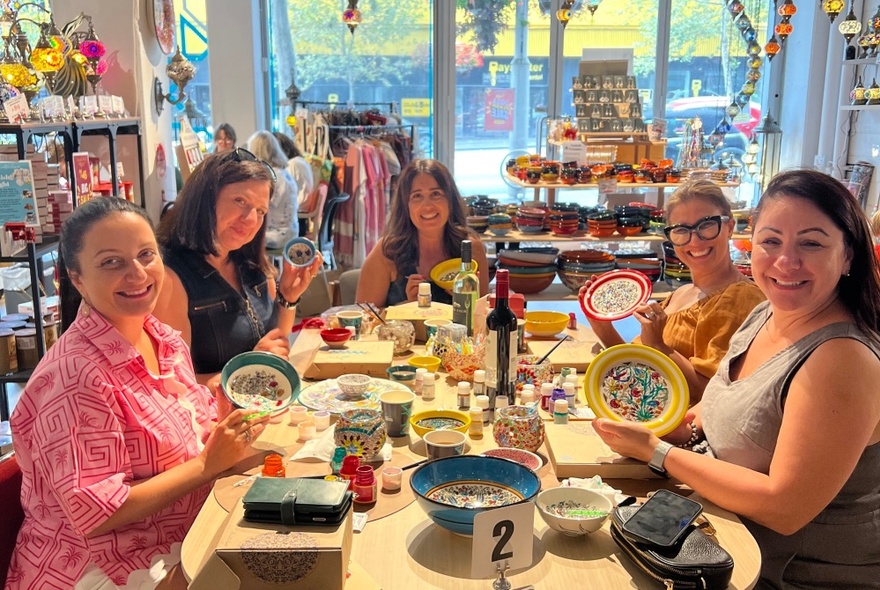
[244,429,252,443]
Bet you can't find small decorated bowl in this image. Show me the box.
[536,487,612,536]
[220,351,302,416]
[320,328,352,349]
[283,237,317,268]
[410,455,542,536]
[409,409,471,439]
[336,373,372,398]
[481,448,543,473]
[386,365,418,387]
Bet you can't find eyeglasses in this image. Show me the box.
[663,215,730,246]
[221,147,276,183]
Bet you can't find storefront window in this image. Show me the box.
[266,0,433,157]
[172,0,212,142]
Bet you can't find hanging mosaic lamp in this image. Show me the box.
[585,0,602,16]
[873,4,880,29]
[857,27,873,58]
[557,0,574,27]
[726,102,741,118]
[765,35,782,60]
[746,67,762,82]
[822,0,844,21]
[729,0,745,14]
[776,16,794,43]
[838,6,862,43]
[342,0,362,35]
[778,0,798,17]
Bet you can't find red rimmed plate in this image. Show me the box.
[579,269,652,321]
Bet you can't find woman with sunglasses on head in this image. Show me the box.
[580,180,765,402]
[246,131,299,249]
[356,158,489,307]
[593,170,880,588]
[7,198,270,590]
[213,123,236,153]
[154,150,323,387]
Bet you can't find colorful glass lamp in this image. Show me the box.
[822,0,845,22]
[343,0,362,35]
[839,5,863,44]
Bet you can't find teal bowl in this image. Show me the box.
[386,365,418,387]
[221,351,302,416]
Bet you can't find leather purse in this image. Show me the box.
[610,505,734,590]
[242,477,353,526]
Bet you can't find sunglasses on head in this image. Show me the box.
[663,215,730,246]
[221,147,276,183]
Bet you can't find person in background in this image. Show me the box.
[357,158,489,307]
[247,131,299,249]
[870,209,880,261]
[154,150,322,386]
[274,131,316,213]
[594,170,880,588]
[6,198,270,590]
[213,123,236,153]
[579,180,765,403]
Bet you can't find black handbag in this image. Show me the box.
[242,477,353,526]
[610,505,735,590]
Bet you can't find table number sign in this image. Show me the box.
[471,501,534,579]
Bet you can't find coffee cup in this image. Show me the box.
[424,318,452,341]
[424,429,467,460]
[379,390,416,437]
[337,311,364,340]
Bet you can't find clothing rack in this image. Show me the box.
[296,100,397,114]
[328,124,414,134]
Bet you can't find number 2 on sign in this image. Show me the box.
[471,502,534,579]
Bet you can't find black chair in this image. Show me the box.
[318,192,351,270]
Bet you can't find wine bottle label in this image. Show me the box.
[452,292,476,336]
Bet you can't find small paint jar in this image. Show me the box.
[418,282,432,307]
[554,399,569,424]
[288,405,308,425]
[563,382,576,408]
[494,395,509,413]
[262,453,286,477]
[469,407,484,439]
[422,373,436,401]
[298,419,316,440]
[540,382,554,412]
[330,447,346,475]
[457,381,471,410]
[352,465,377,503]
[475,395,490,426]
[313,410,331,431]
[381,466,403,491]
[339,455,360,489]
[414,368,427,395]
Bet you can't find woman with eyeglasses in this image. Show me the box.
[580,180,765,402]
[356,159,490,307]
[593,170,880,588]
[213,123,236,153]
[247,130,299,249]
[154,150,323,386]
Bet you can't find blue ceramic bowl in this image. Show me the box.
[283,237,317,268]
[220,351,302,416]
[410,455,541,536]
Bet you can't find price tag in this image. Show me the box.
[111,95,125,115]
[470,501,534,579]
[67,95,76,118]
[562,140,587,167]
[98,95,113,114]
[4,94,30,123]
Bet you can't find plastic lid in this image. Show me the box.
[423,373,436,384]
[520,390,536,404]
[457,381,471,394]
[540,383,554,396]
[564,374,578,383]
[469,407,484,419]
[495,396,509,410]
[475,394,490,409]
[554,399,569,413]
[415,368,428,375]
[473,369,486,382]
[522,383,535,392]
[419,282,431,295]
[563,382,575,394]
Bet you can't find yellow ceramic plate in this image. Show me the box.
[583,344,688,436]
[430,258,479,290]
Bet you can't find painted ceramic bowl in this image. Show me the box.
[481,447,543,472]
[524,310,569,338]
[283,237,317,267]
[410,455,542,536]
[320,328,352,349]
[430,258,479,291]
[408,355,442,374]
[493,405,545,452]
[536,487,612,536]
[334,408,386,459]
[336,373,372,398]
[409,409,471,439]
[220,351,302,416]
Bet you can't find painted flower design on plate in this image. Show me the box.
[600,361,669,422]
[416,417,465,430]
[591,280,641,315]
[426,481,523,509]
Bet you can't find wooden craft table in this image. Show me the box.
[181,329,761,589]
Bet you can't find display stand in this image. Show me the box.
[72,117,146,207]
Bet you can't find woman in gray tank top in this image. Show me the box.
[593,170,880,589]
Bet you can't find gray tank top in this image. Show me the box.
[701,301,880,589]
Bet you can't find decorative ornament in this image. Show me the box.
[747,41,762,56]
[873,4,880,29]
[778,0,798,16]
[746,68,762,82]
[851,75,867,105]
[857,28,873,58]
[838,5,862,43]
[775,19,793,42]
[765,35,781,60]
[585,0,602,16]
[822,0,844,22]
[726,102,741,118]
[867,78,880,106]
[342,0,361,35]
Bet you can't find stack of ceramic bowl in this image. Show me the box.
[648,209,666,234]
[515,207,548,234]
[734,258,752,277]
[487,212,513,237]
[613,206,647,237]
[587,211,618,238]
[548,211,580,236]
[662,241,692,283]
[470,196,498,217]
[615,251,663,282]
[497,247,559,294]
[466,215,488,234]
[556,249,616,292]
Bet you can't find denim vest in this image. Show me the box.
[163,248,278,375]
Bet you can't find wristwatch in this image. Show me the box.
[648,441,674,477]
[276,291,301,310]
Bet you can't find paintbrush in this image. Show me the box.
[536,335,571,365]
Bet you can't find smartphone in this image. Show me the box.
[621,489,703,547]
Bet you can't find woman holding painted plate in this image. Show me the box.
[594,170,880,588]
[579,180,765,403]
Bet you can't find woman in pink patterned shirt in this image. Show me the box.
[5,198,270,590]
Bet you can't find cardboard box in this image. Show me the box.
[189,502,352,590]
[544,420,660,479]
[303,340,394,379]
[384,301,453,342]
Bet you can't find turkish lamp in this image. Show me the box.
[342,0,361,35]
[765,35,781,60]
[839,6,862,44]
[823,0,844,22]
[778,0,798,17]
[726,102,741,118]
[746,135,761,155]
[79,21,106,62]
[585,0,602,16]
[30,30,64,94]
[0,6,12,39]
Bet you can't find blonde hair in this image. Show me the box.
[665,180,733,219]
[871,209,880,238]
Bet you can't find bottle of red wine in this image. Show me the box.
[486,269,518,410]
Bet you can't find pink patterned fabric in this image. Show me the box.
[5,308,217,590]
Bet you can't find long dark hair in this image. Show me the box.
[157,152,275,277]
[755,169,880,339]
[273,132,302,160]
[215,122,236,145]
[382,159,474,270]
[59,198,154,332]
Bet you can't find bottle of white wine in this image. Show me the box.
[452,240,479,336]
[486,269,518,410]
